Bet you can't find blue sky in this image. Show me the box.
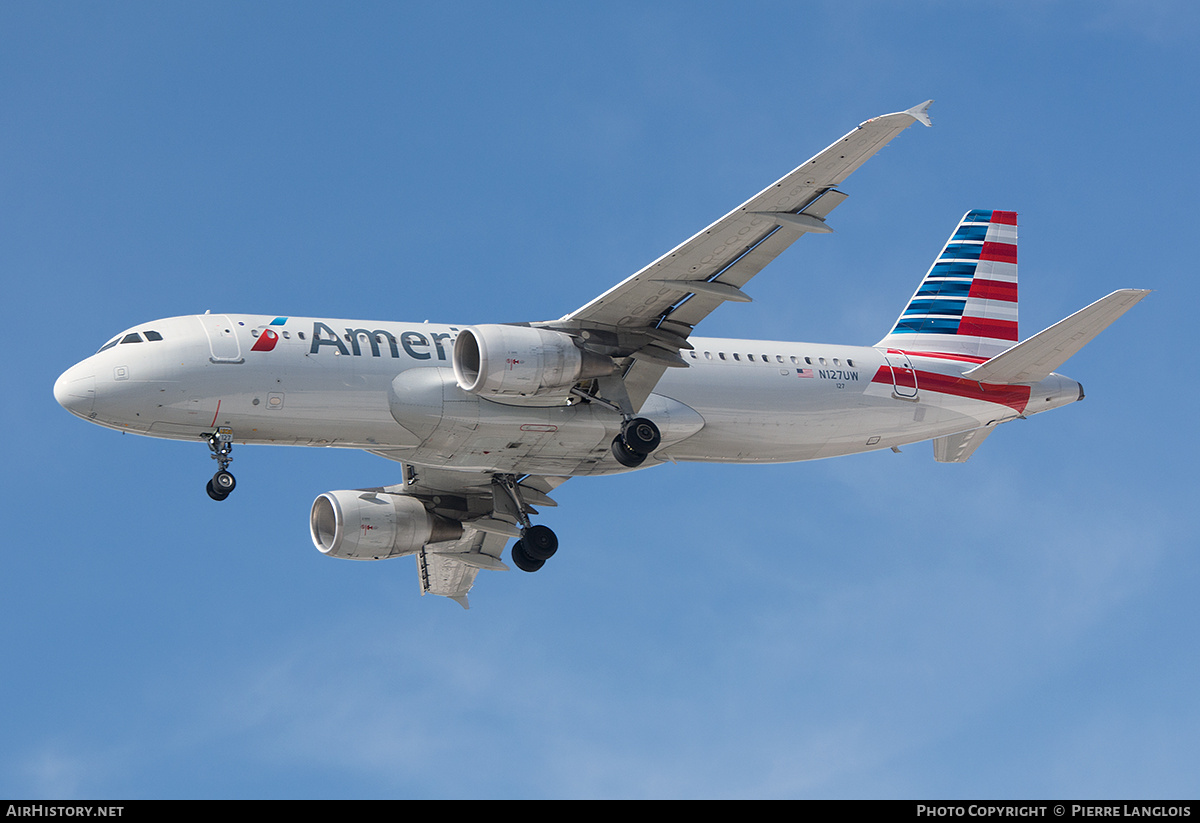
[4,1,1198,799]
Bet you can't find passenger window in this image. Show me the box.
[120,333,143,344]
[748,354,756,362]
[790,356,799,365]
[847,358,855,367]
[805,357,812,365]
[833,358,841,366]
[719,352,726,361]
[251,329,260,337]
[732,353,740,361]
[776,355,784,363]
[819,357,827,366]
[704,351,712,360]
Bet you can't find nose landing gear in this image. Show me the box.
[204,429,236,501]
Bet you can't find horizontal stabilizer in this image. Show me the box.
[963,289,1149,384]
[933,426,994,463]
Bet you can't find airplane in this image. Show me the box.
[53,101,1148,607]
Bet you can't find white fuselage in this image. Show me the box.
[54,313,1083,477]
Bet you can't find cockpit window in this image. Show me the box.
[96,330,161,353]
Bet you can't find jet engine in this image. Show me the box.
[452,325,613,400]
[310,490,462,560]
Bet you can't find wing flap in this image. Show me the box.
[417,530,510,609]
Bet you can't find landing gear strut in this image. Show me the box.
[205,429,236,501]
[493,475,559,574]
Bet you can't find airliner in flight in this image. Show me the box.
[54,101,1147,606]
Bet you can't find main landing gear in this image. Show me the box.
[510,524,558,573]
[204,430,237,501]
[610,416,661,468]
[493,475,559,574]
[569,381,664,468]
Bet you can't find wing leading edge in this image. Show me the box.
[543,100,934,409]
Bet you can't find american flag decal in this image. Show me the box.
[796,368,814,378]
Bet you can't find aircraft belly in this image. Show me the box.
[400,395,614,475]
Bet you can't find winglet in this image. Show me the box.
[906,100,934,127]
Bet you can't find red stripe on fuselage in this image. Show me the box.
[871,366,1030,413]
[894,350,990,364]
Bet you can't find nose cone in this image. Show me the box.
[54,363,96,417]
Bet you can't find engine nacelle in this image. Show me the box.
[452,325,613,399]
[310,490,462,561]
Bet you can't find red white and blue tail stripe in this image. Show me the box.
[877,210,1019,359]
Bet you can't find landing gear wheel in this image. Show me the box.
[621,417,661,455]
[212,469,236,495]
[206,478,229,501]
[522,524,558,561]
[204,430,236,500]
[611,435,647,468]
[511,539,546,573]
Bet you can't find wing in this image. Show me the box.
[417,528,509,609]
[367,451,570,608]
[542,101,933,409]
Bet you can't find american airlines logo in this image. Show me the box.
[250,317,289,352]
[307,321,456,361]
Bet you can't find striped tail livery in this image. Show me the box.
[878,209,1020,359]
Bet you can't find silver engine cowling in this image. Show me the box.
[452,325,613,400]
[310,490,462,560]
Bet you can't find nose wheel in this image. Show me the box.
[205,430,236,501]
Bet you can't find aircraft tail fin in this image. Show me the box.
[877,210,1019,359]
